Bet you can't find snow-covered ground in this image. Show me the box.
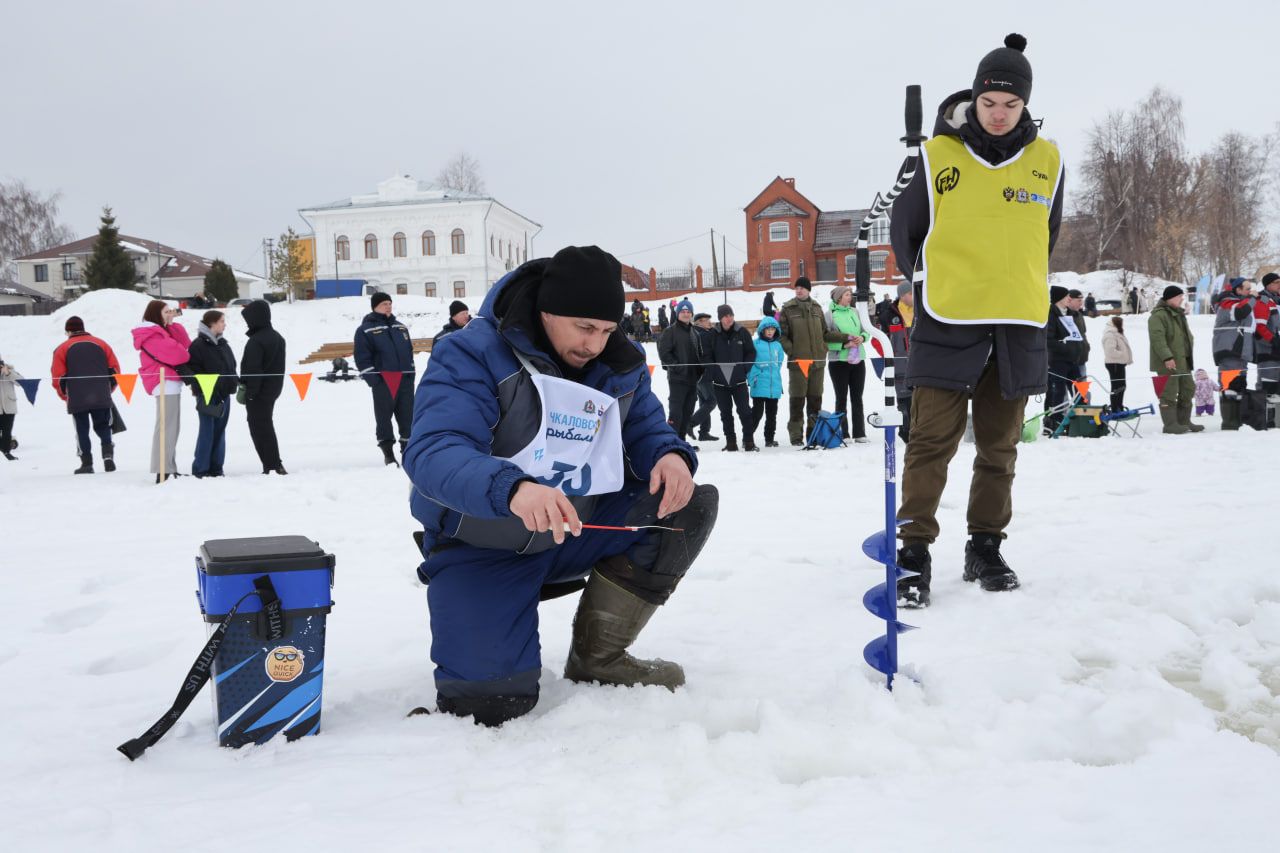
[1,289,1277,852]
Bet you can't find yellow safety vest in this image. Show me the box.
[919,134,1062,327]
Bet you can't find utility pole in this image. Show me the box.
[710,228,722,305]
[263,238,274,281]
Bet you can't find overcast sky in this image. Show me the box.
[4,0,1276,277]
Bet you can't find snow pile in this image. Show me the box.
[1048,269,1183,303]
[1,294,1278,851]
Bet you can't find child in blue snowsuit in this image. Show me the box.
[747,316,785,447]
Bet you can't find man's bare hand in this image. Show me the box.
[650,452,694,518]
[510,482,581,544]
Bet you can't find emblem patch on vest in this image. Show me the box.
[1002,187,1015,201]
[934,166,961,194]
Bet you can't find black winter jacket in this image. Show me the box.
[1046,306,1090,366]
[708,322,755,387]
[354,311,416,386]
[241,301,285,401]
[889,90,1066,399]
[658,320,705,384]
[186,326,239,405]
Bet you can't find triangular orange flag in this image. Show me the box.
[1152,375,1170,397]
[647,364,655,376]
[290,373,312,401]
[381,370,403,400]
[1220,369,1241,390]
[114,373,138,403]
[797,359,812,377]
[1073,380,1091,402]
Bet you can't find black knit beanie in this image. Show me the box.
[1262,272,1279,288]
[1049,285,1068,304]
[370,292,392,310]
[536,246,623,322]
[973,34,1032,104]
[448,300,468,318]
[64,316,85,333]
[1162,285,1184,301]
[717,304,735,319]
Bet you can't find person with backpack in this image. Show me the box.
[708,304,757,451]
[240,300,288,475]
[824,286,870,443]
[51,316,122,474]
[888,33,1066,606]
[185,310,239,478]
[747,316,784,447]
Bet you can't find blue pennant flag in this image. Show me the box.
[16,378,39,405]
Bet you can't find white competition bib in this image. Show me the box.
[499,359,624,497]
[1059,315,1083,342]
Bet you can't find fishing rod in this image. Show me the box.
[855,84,926,690]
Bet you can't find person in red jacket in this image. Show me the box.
[51,316,121,474]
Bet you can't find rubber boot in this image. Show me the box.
[1221,396,1241,431]
[788,396,805,446]
[722,435,738,452]
[563,572,685,691]
[379,440,399,466]
[1176,403,1204,433]
[805,395,823,442]
[1159,405,1189,434]
[74,453,94,474]
[102,444,116,472]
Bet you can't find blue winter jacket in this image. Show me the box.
[404,260,696,564]
[748,317,785,400]
[354,311,416,386]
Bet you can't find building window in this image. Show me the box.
[844,254,857,278]
[769,260,790,280]
[769,222,789,242]
[453,281,466,297]
[396,283,408,295]
[798,222,804,241]
[451,229,466,254]
[34,264,48,282]
[335,236,350,260]
[871,251,888,273]
[62,262,74,281]
[422,231,436,256]
[490,235,495,255]
[757,223,763,243]
[393,232,407,258]
[798,259,805,278]
[869,217,891,245]
[363,234,378,259]
[425,281,437,297]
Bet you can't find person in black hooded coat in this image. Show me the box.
[240,300,287,474]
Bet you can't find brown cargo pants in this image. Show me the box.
[787,361,826,443]
[899,362,1025,545]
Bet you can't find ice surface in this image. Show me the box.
[1,287,1276,852]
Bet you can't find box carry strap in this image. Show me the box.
[117,576,285,761]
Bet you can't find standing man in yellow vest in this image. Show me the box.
[888,34,1065,608]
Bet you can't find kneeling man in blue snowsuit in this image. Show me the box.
[405,245,719,726]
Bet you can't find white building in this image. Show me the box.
[299,175,541,300]
[14,235,262,301]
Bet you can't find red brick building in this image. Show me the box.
[742,176,904,289]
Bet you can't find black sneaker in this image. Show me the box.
[696,432,719,441]
[722,436,739,452]
[963,536,1020,591]
[896,542,932,608]
[765,440,779,448]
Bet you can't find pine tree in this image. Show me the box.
[268,227,313,299]
[82,207,139,290]
[203,259,239,302]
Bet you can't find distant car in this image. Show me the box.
[227,298,254,309]
[1094,299,1122,315]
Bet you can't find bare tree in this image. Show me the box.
[435,153,487,195]
[1197,131,1274,277]
[0,180,76,278]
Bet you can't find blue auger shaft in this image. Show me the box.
[856,84,925,690]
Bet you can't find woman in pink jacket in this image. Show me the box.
[132,300,191,481]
